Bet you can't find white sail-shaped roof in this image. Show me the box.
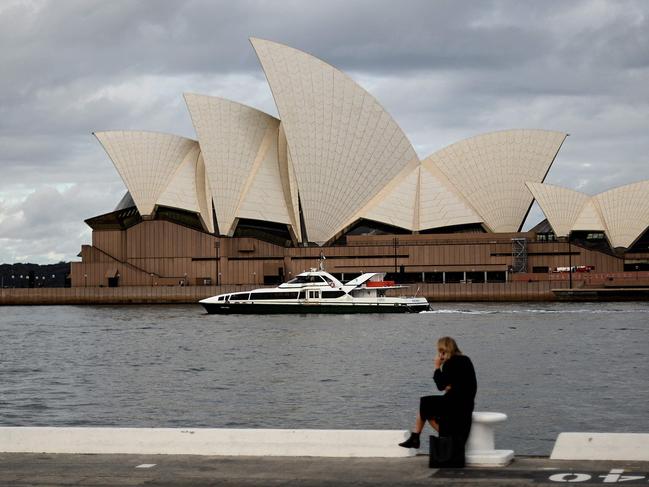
[157,144,201,213]
[360,163,420,231]
[94,131,198,217]
[418,160,483,231]
[195,153,215,233]
[425,130,567,233]
[277,123,302,241]
[156,146,215,233]
[236,123,294,229]
[528,181,649,249]
[251,37,419,244]
[525,182,590,237]
[184,93,284,236]
[594,181,649,249]
[572,199,605,232]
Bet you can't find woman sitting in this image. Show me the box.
[399,336,477,449]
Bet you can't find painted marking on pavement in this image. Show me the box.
[135,464,156,469]
[434,468,648,484]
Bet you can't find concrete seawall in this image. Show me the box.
[0,281,570,305]
[0,427,412,458]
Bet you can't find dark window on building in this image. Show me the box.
[233,218,294,247]
[322,291,346,299]
[533,266,550,273]
[331,218,410,245]
[536,233,556,242]
[424,272,444,283]
[444,272,464,283]
[486,271,506,283]
[342,273,361,282]
[419,223,486,234]
[156,206,204,231]
[264,275,282,285]
[466,272,485,283]
[385,272,421,284]
[624,263,649,271]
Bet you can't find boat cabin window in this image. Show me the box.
[286,275,327,284]
[218,296,225,301]
[308,290,320,299]
[298,290,306,299]
[230,293,250,301]
[322,290,345,299]
[251,291,299,300]
[349,289,369,297]
[321,275,336,287]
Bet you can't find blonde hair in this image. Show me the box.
[437,336,462,357]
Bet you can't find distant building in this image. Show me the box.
[72,39,649,289]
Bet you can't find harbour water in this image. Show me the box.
[1,302,648,455]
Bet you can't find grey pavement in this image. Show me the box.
[2,453,649,486]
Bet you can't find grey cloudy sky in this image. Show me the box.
[1,0,648,264]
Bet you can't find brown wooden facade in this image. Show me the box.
[71,220,631,297]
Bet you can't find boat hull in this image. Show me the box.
[201,302,430,314]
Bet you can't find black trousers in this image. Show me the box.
[419,395,473,442]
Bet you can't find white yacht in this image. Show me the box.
[199,267,430,314]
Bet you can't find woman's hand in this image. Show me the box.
[435,350,448,369]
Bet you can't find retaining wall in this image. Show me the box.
[0,281,570,305]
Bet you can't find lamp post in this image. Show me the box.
[393,236,398,273]
[215,240,220,286]
[567,233,572,289]
[84,273,88,288]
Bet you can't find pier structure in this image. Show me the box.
[2,426,648,486]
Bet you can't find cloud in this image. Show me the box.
[1,0,648,262]
[0,184,120,263]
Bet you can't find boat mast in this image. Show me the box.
[319,251,326,271]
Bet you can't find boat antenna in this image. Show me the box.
[319,251,326,271]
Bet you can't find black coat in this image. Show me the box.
[432,354,477,437]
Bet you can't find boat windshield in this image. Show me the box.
[286,275,327,284]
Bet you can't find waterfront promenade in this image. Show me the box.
[2,453,649,486]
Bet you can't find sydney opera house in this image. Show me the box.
[71,38,649,296]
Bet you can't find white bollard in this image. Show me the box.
[465,412,514,467]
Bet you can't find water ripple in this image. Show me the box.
[1,302,647,456]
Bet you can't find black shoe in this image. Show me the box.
[398,432,420,449]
